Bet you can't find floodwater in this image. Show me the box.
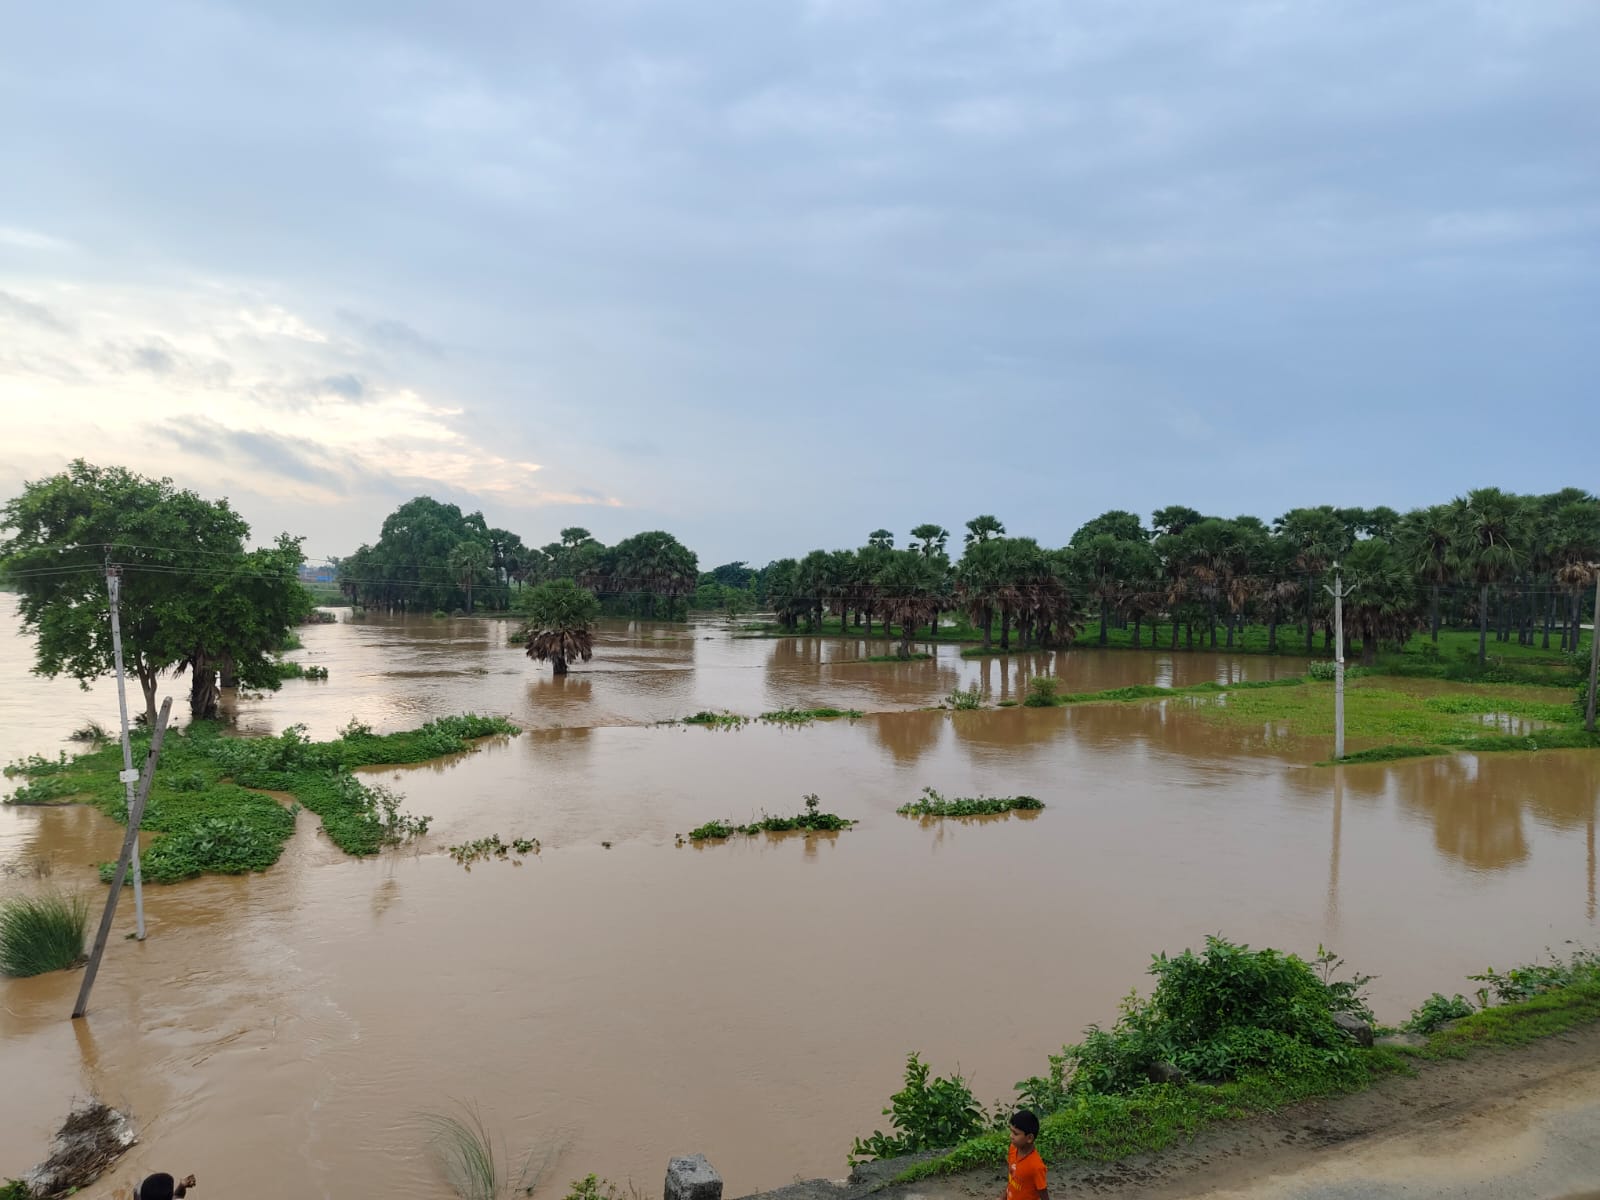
[1,596,1597,1198]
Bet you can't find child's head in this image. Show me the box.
[136,1175,177,1200]
[1008,1109,1039,1152]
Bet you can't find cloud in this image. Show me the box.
[0,226,76,252]
[320,373,366,400]
[335,309,445,358]
[0,290,71,331]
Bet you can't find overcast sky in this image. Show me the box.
[2,1,1596,566]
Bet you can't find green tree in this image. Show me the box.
[1455,488,1526,665]
[515,579,601,675]
[1398,505,1456,642]
[447,540,491,613]
[867,529,895,550]
[876,550,943,659]
[1341,538,1422,664]
[963,514,1005,547]
[909,524,950,557]
[587,531,698,618]
[181,534,313,719]
[0,460,292,727]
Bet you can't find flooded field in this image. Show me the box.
[2,597,1597,1197]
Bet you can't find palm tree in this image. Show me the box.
[1398,506,1455,641]
[867,529,895,550]
[963,514,1005,547]
[955,539,1004,650]
[516,579,600,675]
[447,540,491,613]
[1548,500,1600,651]
[1455,488,1526,665]
[876,550,942,659]
[1342,539,1422,664]
[910,524,950,557]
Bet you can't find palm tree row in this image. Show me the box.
[748,490,1600,665]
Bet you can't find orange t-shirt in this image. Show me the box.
[1007,1146,1047,1200]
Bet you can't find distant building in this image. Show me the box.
[298,564,337,584]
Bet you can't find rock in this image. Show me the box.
[1147,1061,1188,1085]
[667,1154,723,1200]
[1331,1011,1374,1047]
[23,1101,137,1197]
[1375,1032,1429,1049]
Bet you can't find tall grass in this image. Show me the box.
[423,1105,558,1200]
[0,892,89,977]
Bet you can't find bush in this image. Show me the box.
[0,892,88,977]
[1403,993,1475,1033]
[1468,948,1600,1004]
[1307,660,1338,681]
[1023,677,1060,707]
[947,684,983,711]
[897,787,1044,818]
[850,1053,988,1162]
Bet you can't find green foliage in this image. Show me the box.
[1326,744,1444,765]
[10,715,516,881]
[1023,676,1060,706]
[946,683,983,710]
[681,710,748,728]
[1,1179,32,1200]
[689,794,855,840]
[849,1053,988,1163]
[1467,947,1600,1005]
[1403,993,1475,1033]
[515,577,601,628]
[1307,660,1338,681]
[423,1104,548,1200]
[896,787,1044,818]
[864,652,932,662]
[0,892,88,976]
[68,721,109,744]
[758,707,863,724]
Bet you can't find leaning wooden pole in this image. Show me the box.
[73,697,173,1020]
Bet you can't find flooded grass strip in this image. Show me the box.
[758,707,864,724]
[895,787,1043,818]
[687,794,855,840]
[1,714,519,882]
[861,652,932,663]
[679,710,749,728]
[447,834,541,866]
[881,940,1600,1184]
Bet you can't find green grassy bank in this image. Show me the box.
[2,714,518,882]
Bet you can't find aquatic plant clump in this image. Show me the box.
[0,892,88,977]
[688,794,856,840]
[448,834,541,865]
[896,787,1044,818]
[758,707,864,724]
[680,710,749,728]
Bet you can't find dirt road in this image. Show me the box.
[876,1023,1600,1200]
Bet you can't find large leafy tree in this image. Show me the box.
[1,460,301,726]
[516,579,601,675]
[587,530,698,618]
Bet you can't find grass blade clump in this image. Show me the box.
[758,707,864,724]
[689,794,855,840]
[0,892,89,977]
[422,1103,557,1200]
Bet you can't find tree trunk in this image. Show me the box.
[1305,593,1314,653]
[1268,612,1278,654]
[189,656,221,721]
[135,660,159,729]
[1543,591,1556,650]
[553,654,569,676]
[1478,584,1489,665]
[220,654,238,689]
[1170,618,1179,650]
[982,608,994,651]
[1099,598,1109,646]
[466,582,473,614]
[1131,616,1141,649]
[1226,613,1236,649]
[1360,630,1378,666]
[1185,622,1194,650]
[1000,612,1012,651]
[1430,584,1440,641]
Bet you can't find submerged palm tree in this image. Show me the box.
[516,579,600,676]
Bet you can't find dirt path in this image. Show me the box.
[870,1024,1600,1200]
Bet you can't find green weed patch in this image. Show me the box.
[688,794,855,840]
[896,787,1043,818]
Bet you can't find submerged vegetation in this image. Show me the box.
[896,788,1044,818]
[0,892,89,977]
[422,1104,557,1200]
[680,710,749,728]
[3,714,518,882]
[758,706,864,724]
[448,834,541,866]
[869,939,1600,1183]
[688,794,855,841]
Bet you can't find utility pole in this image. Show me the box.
[1587,566,1599,734]
[106,564,147,940]
[74,698,172,1019]
[1324,564,1355,760]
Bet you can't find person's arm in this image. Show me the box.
[175,1176,196,1198]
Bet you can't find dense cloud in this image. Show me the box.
[1,0,1596,561]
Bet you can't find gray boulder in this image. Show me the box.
[667,1155,724,1200]
[1331,1011,1374,1047]
[1147,1061,1188,1085]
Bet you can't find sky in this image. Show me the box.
[2,0,1597,567]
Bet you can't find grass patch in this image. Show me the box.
[758,707,864,724]
[896,787,1044,818]
[689,794,855,840]
[422,1103,557,1200]
[448,834,540,866]
[3,714,518,883]
[0,892,88,977]
[862,652,933,663]
[1322,744,1445,765]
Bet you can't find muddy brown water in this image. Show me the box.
[1,596,1597,1197]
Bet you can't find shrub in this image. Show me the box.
[850,1053,987,1162]
[1468,948,1600,1004]
[1023,677,1060,707]
[0,892,89,977]
[1307,660,1338,681]
[1403,993,1475,1033]
[897,787,1044,818]
[947,684,983,711]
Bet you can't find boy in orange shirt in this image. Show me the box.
[1004,1110,1048,1200]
